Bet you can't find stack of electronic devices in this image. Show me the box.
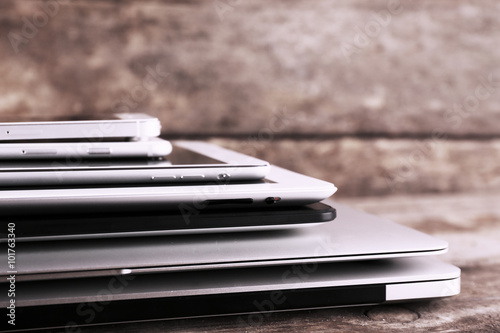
[0,114,460,331]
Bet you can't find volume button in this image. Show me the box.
[22,149,57,155]
[88,148,111,155]
[180,175,206,181]
[151,176,177,181]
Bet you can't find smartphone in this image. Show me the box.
[0,137,172,159]
[0,113,161,141]
[0,141,271,187]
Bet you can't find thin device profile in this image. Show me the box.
[0,258,459,331]
[0,137,172,159]
[0,202,446,280]
[0,113,161,141]
[0,164,336,215]
[0,141,271,187]
[3,202,337,241]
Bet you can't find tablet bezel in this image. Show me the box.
[0,164,336,214]
[0,141,271,186]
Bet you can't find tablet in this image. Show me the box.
[0,164,336,215]
[0,141,270,187]
[0,113,161,141]
[3,203,337,241]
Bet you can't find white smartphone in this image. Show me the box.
[0,164,336,215]
[0,141,270,187]
[0,113,161,141]
[0,137,172,159]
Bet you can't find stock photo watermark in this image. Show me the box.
[239,105,294,157]
[237,236,338,327]
[177,174,232,225]
[213,0,243,22]
[385,70,500,192]
[111,62,170,114]
[177,105,295,225]
[64,273,136,333]
[340,0,403,63]
[6,223,16,327]
[49,61,169,180]
[7,0,72,54]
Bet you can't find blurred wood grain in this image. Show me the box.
[209,138,500,198]
[1,0,499,197]
[1,0,499,137]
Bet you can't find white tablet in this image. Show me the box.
[0,141,270,186]
[0,164,337,215]
[0,113,161,141]
[0,137,172,160]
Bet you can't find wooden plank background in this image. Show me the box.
[1,0,499,198]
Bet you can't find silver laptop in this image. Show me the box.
[2,202,450,281]
[0,202,459,331]
[1,256,459,331]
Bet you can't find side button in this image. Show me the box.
[151,176,177,181]
[180,175,206,181]
[88,148,111,155]
[22,149,57,155]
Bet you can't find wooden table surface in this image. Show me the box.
[35,191,500,333]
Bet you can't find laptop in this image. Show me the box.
[0,118,460,330]
[1,202,449,281]
[0,202,459,331]
[0,203,448,281]
[1,256,459,331]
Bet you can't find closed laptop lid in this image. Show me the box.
[0,257,460,331]
[3,202,448,281]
